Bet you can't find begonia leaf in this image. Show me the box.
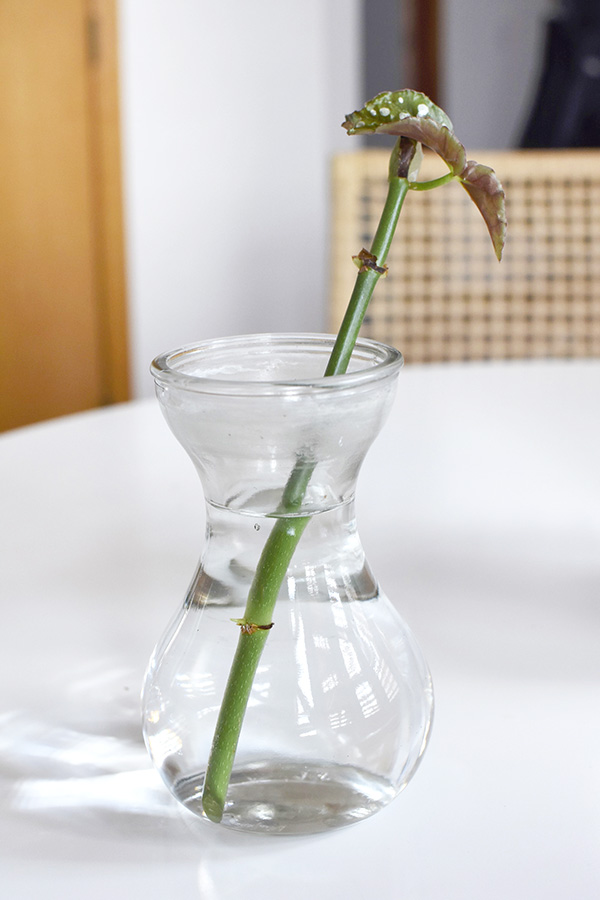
[343,90,506,260]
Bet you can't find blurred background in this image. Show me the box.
[1,0,597,429]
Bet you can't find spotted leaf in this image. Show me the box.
[343,90,506,260]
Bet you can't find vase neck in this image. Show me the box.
[187,497,379,612]
[154,334,402,516]
[157,367,399,516]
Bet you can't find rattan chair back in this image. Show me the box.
[330,149,600,362]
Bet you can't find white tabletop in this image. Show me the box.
[1,359,599,899]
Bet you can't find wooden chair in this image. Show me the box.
[330,149,600,362]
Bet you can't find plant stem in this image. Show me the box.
[201,156,411,824]
[408,171,455,191]
[325,176,410,375]
[201,513,311,823]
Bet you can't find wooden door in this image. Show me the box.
[0,0,128,431]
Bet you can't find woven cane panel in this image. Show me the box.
[330,149,600,362]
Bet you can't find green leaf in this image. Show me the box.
[343,90,466,174]
[343,90,507,260]
[343,89,454,135]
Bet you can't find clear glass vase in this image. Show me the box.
[142,334,433,835]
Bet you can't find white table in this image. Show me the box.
[1,360,599,900]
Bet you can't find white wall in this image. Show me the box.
[118,0,363,397]
[440,0,555,149]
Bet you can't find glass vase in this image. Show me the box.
[142,334,433,835]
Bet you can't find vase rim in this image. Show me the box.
[151,333,403,396]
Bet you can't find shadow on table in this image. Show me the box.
[0,666,331,867]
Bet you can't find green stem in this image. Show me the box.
[408,171,455,191]
[201,154,411,824]
[326,176,409,375]
[201,514,311,822]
